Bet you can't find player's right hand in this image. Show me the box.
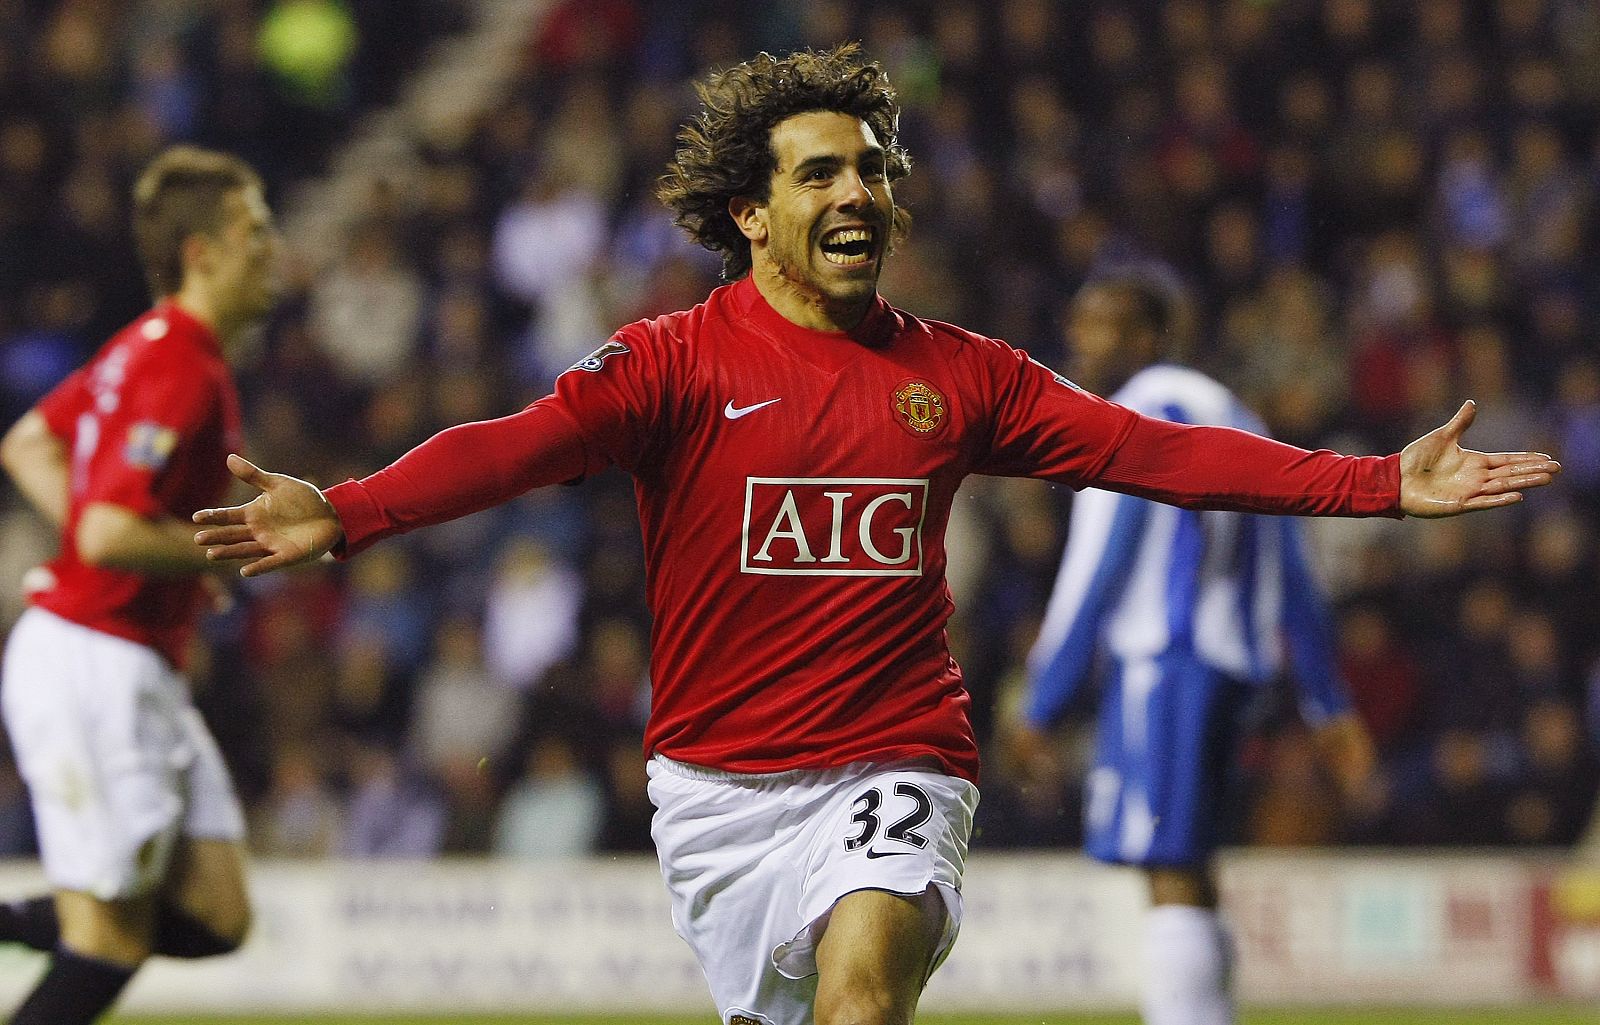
[192,454,344,577]
[1000,721,1063,791]
[1312,712,1380,808]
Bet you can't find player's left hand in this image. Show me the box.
[1398,400,1560,517]
[192,454,344,577]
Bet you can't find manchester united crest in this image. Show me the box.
[893,380,946,437]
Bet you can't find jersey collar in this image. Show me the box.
[152,301,222,357]
[729,275,901,353]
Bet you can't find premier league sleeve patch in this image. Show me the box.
[568,339,631,374]
[124,421,180,470]
[1029,357,1082,390]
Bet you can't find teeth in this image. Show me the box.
[823,227,874,245]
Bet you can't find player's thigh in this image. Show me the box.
[1144,661,1249,858]
[648,759,820,1024]
[648,758,976,1025]
[163,836,251,942]
[1086,655,1247,866]
[813,885,943,1025]
[163,700,250,940]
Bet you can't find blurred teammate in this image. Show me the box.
[0,146,275,1025]
[192,46,1555,1025]
[1009,276,1377,1025]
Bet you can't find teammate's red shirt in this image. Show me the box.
[327,277,1399,782]
[31,303,241,669]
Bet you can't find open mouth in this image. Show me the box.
[819,226,878,267]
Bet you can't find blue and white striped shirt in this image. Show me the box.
[1024,364,1352,727]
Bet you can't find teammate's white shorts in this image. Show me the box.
[0,607,246,900]
[648,754,979,1025]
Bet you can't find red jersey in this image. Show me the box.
[32,303,242,668]
[327,277,1398,782]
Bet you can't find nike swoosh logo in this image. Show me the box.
[724,397,782,420]
[864,848,914,859]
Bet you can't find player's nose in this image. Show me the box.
[837,169,872,208]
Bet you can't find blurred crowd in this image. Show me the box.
[1,0,1598,860]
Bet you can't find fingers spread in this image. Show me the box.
[239,552,299,578]
[1440,399,1476,439]
[1479,451,1557,468]
[1462,492,1522,511]
[226,453,271,489]
[205,541,271,562]
[194,524,256,546]
[192,506,247,526]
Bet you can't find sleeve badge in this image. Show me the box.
[124,421,180,470]
[567,339,631,374]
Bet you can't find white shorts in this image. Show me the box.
[1,607,245,900]
[647,754,979,1025]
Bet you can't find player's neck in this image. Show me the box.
[169,286,238,352]
[749,260,873,333]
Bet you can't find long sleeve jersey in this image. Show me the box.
[326,279,1395,782]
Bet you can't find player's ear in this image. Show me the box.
[179,231,213,281]
[728,195,768,244]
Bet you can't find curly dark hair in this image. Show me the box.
[658,44,911,281]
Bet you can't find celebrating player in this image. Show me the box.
[1008,275,1379,1025]
[0,146,275,1025]
[192,46,1556,1025]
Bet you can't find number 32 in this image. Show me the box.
[843,782,933,851]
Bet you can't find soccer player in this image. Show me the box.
[192,46,1555,1025]
[1008,275,1378,1025]
[0,146,275,1025]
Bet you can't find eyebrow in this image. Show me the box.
[789,146,887,178]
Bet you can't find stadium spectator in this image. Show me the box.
[339,741,447,858]
[492,734,606,859]
[309,221,425,386]
[409,617,520,779]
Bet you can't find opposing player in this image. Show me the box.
[192,46,1556,1025]
[0,146,275,1025]
[1008,275,1378,1025]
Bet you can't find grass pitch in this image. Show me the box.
[109,1010,1596,1025]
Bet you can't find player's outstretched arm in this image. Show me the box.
[1398,400,1560,518]
[192,454,343,577]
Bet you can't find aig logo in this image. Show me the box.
[741,478,929,577]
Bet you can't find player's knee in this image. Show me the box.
[201,899,251,954]
[213,901,251,952]
[814,982,912,1025]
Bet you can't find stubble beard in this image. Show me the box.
[771,228,880,321]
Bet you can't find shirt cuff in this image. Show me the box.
[322,479,386,559]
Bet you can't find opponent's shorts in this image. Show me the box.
[1,607,246,900]
[648,754,978,1025]
[1084,652,1250,868]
